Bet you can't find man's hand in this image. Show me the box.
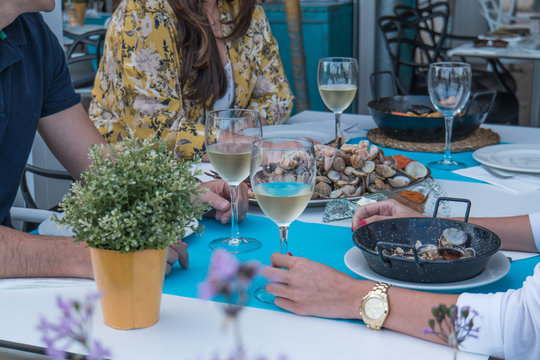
[263,253,366,319]
[199,179,248,224]
[166,240,189,274]
[352,199,423,230]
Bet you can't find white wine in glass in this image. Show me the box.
[250,138,316,303]
[205,109,263,253]
[318,57,358,146]
[427,62,472,170]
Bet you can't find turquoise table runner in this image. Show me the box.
[348,136,487,183]
[163,215,540,312]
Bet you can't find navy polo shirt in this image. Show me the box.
[0,13,80,227]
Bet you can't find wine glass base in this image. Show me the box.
[254,285,275,304]
[208,237,261,254]
[428,159,467,171]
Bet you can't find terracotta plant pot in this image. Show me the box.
[89,248,167,330]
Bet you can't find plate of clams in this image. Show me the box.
[247,140,431,207]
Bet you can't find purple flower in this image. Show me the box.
[198,281,218,300]
[37,292,111,360]
[424,303,479,350]
[208,250,240,281]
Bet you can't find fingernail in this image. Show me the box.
[221,216,229,223]
[358,220,367,227]
[287,252,293,256]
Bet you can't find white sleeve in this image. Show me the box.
[457,264,540,359]
[529,212,540,252]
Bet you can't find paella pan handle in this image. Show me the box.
[465,90,497,117]
[375,241,424,270]
[433,197,471,222]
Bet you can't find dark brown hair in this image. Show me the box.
[113,0,257,105]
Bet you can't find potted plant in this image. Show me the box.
[55,135,209,330]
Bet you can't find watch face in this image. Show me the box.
[363,297,386,320]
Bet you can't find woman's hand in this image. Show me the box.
[352,199,423,230]
[198,179,248,224]
[263,253,368,319]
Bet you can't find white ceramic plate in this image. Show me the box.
[261,125,335,145]
[38,213,198,239]
[344,247,510,291]
[473,144,540,173]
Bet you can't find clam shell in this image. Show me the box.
[405,161,428,179]
[361,160,375,174]
[387,175,411,188]
[440,228,468,246]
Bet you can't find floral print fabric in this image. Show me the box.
[89,0,294,159]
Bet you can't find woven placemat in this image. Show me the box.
[366,128,500,153]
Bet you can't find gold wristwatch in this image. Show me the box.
[359,282,391,330]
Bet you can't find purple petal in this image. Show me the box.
[197,281,217,300]
[209,249,239,281]
[87,339,112,360]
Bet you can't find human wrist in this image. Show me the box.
[347,280,375,320]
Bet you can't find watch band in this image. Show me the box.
[372,281,391,296]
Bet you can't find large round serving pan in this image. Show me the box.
[352,198,501,283]
[367,92,495,143]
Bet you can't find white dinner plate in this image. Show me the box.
[344,247,510,291]
[261,125,335,145]
[38,213,198,239]
[473,144,540,174]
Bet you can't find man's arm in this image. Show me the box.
[38,103,106,180]
[0,226,93,278]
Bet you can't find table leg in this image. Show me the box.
[531,60,540,127]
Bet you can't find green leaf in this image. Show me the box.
[55,134,210,252]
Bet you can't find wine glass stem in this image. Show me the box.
[334,112,343,141]
[229,184,240,241]
[279,226,289,254]
[443,116,455,163]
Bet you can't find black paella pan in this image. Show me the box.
[352,198,501,283]
[367,71,496,143]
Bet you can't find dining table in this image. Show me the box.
[1,111,539,360]
[448,40,540,127]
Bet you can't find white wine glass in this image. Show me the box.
[205,109,263,253]
[250,138,316,303]
[317,57,358,146]
[428,62,472,170]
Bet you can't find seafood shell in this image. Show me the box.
[438,246,465,260]
[439,228,468,247]
[387,175,411,188]
[315,182,332,197]
[405,161,428,179]
[375,164,396,178]
[361,160,375,174]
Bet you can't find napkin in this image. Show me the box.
[453,166,540,194]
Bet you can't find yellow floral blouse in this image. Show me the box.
[89,0,294,159]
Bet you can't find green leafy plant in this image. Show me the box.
[55,135,209,252]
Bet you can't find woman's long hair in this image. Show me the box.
[113,0,256,105]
